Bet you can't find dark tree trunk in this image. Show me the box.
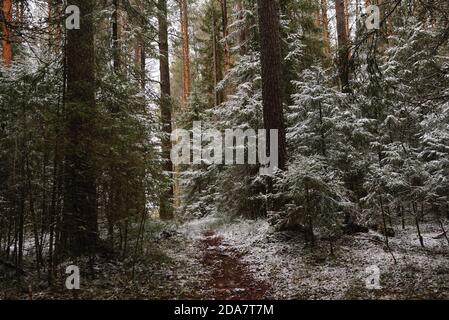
[112,0,121,72]
[220,0,230,74]
[158,0,174,220]
[335,0,350,92]
[212,5,222,106]
[139,44,146,89]
[62,0,98,257]
[257,0,286,171]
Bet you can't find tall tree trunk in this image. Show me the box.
[158,0,174,220]
[2,0,12,66]
[235,0,247,55]
[335,0,350,92]
[257,0,286,171]
[134,43,146,89]
[134,0,146,89]
[345,0,350,37]
[180,0,191,109]
[220,0,231,98]
[220,0,230,74]
[321,0,331,57]
[112,0,122,72]
[212,3,222,106]
[62,0,98,257]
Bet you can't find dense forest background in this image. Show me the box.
[1,0,449,299]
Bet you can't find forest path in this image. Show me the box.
[176,218,449,299]
[199,230,270,300]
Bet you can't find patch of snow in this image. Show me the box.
[210,218,449,299]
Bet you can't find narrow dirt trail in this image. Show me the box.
[200,230,270,300]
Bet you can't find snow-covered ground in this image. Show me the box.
[3,215,448,300]
[182,216,449,299]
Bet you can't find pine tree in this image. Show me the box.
[61,0,98,256]
[257,0,286,171]
[335,0,350,91]
[181,0,191,109]
[158,0,174,220]
[2,0,12,66]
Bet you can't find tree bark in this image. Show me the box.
[235,0,247,55]
[62,0,98,257]
[212,4,222,106]
[257,0,286,171]
[158,0,174,220]
[180,0,191,109]
[2,0,12,66]
[112,0,122,72]
[345,0,350,37]
[321,0,331,56]
[335,0,350,92]
[220,0,230,74]
[220,0,231,98]
[134,0,146,89]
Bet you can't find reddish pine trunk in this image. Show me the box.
[2,0,12,66]
[180,0,191,109]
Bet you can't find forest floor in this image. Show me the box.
[2,215,449,300]
[175,215,449,300]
